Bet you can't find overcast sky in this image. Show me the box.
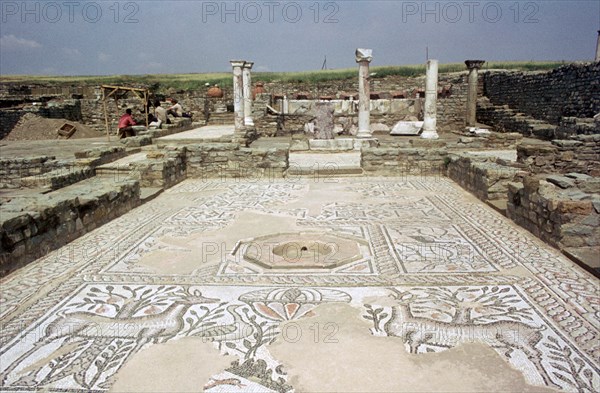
[0,0,598,75]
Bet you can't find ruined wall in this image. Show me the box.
[0,156,72,189]
[0,100,83,139]
[1,71,472,137]
[170,143,288,179]
[517,135,600,176]
[0,179,141,276]
[507,175,600,251]
[361,141,448,176]
[446,154,521,201]
[482,63,600,125]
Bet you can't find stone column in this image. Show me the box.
[242,61,254,126]
[465,60,485,127]
[230,60,245,132]
[421,59,439,139]
[355,48,373,138]
[596,31,600,62]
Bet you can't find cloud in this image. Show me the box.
[0,34,42,50]
[138,62,165,72]
[62,47,81,58]
[98,52,112,62]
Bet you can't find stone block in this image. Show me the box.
[545,175,576,189]
[557,200,593,215]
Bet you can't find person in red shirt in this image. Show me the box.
[118,108,137,138]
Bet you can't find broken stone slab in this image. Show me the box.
[552,140,584,148]
[564,190,592,201]
[390,121,423,136]
[579,179,600,194]
[565,173,593,181]
[546,175,576,189]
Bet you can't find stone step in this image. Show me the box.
[285,167,364,177]
[207,113,235,125]
[95,152,149,178]
[156,125,235,146]
[287,151,363,177]
[140,187,163,203]
[486,199,508,216]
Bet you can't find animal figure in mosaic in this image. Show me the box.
[383,289,559,389]
[1,290,252,386]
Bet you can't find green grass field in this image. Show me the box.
[0,61,571,92]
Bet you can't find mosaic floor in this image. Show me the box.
[1,176,598,392]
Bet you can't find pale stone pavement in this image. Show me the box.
[0,176,598,392]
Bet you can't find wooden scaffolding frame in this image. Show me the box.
[101,85,149,141]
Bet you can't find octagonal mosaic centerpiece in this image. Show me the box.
[239,231,368,269]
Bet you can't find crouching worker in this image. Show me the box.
[149,100,167,128]
[118,108,137,138]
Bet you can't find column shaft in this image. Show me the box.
[355,48,373,139]
[230,61,245,132]
[243,62,254,126]
[465,60,485,128]
[421,59,439,139]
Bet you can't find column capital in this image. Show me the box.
[355,48,373,63]
[243,61,254,69]
[465,60,485,70]
[230,60,246,68]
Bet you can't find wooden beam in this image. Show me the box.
[100,84,148,93]
[102,88,110,141]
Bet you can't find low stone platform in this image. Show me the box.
[1,177,597,392]
[287,151,363,176]
[156,125,234,146]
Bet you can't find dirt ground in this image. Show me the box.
[4,113,104,141]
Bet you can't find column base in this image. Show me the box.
[420,129,439,139]
[244,117,254,126]
[356,130,373,138]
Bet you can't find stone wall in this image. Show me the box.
[476,99,556,140]
[482,63,600,125]
[170,143,288,180]
[0,156,72,189]
[361,141,448,176]
[0,110,24,139]
[0,179,141,276]
[130,150,187,188]
[507,174,600,252]
[0,100,83,139]
[446,154,521,201]
[517,135,600,176]
[20,166,94,190]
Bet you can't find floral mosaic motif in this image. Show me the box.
[362,286,599,392]
[239,287,352,321]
